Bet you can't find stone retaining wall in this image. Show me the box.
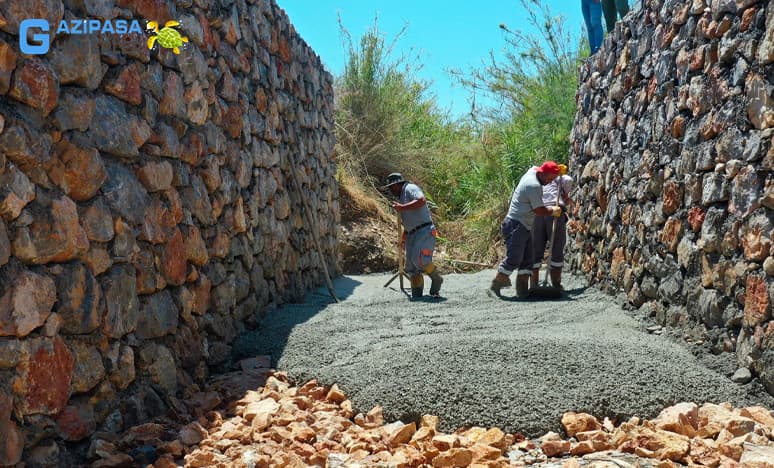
[568,0,774,394]
[0,0,337,462]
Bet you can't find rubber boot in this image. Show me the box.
[550,268,563,289]
[425,263,443,297]
[515,275,530,298]
[531,269,540,289]
[410,274,424,299]
[489,272,511,296]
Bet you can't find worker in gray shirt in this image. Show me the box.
[490,161,562,298]
[385,173,443,299]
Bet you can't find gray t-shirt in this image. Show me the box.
[505,167,545,230]
[400,183,432,231]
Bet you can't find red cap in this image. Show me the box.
[537,161,560,175]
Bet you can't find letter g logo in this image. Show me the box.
[20,19,50,55]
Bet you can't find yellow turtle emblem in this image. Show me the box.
[146,20,189,54]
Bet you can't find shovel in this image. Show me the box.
[529,203,564,300]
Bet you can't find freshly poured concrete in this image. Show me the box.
[246,270,773,436]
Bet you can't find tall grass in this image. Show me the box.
[334,0,583,265]
[436,0,583,262]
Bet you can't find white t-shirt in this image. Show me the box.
[542,175,573,207]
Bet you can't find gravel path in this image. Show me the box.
[242,270,774,437]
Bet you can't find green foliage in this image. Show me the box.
[334,1,583,265]
[334,16,445,189]
[438,0,583,261]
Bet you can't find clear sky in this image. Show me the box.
[276,0,595,119]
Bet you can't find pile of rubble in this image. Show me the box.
[85,370,774,467]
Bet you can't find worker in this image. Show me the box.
[490,162,562,298]
[531,163,573,290]
[385,173,443,299]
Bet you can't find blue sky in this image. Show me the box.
[276,0,593,119]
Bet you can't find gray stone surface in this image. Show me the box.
[249,271,774,437]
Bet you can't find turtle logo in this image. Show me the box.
[146,20,188,54]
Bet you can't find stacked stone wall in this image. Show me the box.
[568,0,774,394]
[0,0,337,462]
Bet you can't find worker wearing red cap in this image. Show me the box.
[532,163,573,290]
[490,161,562,298]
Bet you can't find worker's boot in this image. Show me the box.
[531,269,540,289]
[550,268,563,290]
[410,274,424,299]
[489,272,511,297]
[424,263,443,297]
[515,275,530,298]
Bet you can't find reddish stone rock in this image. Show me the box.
[0,39,17,94]
[55,399,96,441]
[161,228,187,286]
[741,7,757,32]
[660,218,683,253]
[610,247,626,280]
[50,140,107,201]
[687,207,705,232]
[116,0,172,24]
[185,81,209,125]
[12,196,90,264]
[137,161,173,192]
[671,116,686,139]
[0,393,23,466]
[278,36,292,63]
[18,336,74,416]
[140,197,176,244]
[541,440,571,457]
[0,270,56,337]
[181,132,206,166]
[662,181,682,216]
[562,412,602,437]
[163,188,184,224]
[105,63,143,105]
[183,226,209,266]
[9,58,59,116]
[159,71,185,118]
[744,275,770,328]
[223,104,243,138]
[83,246,112,276]
[743,227,771,262]
[0,0,63,35]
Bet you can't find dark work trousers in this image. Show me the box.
[602,0,630,33]
[532,214,568,270]
[497,218,533,277]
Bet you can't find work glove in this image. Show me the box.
[558,164,568,176]
[549,206,562,218]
